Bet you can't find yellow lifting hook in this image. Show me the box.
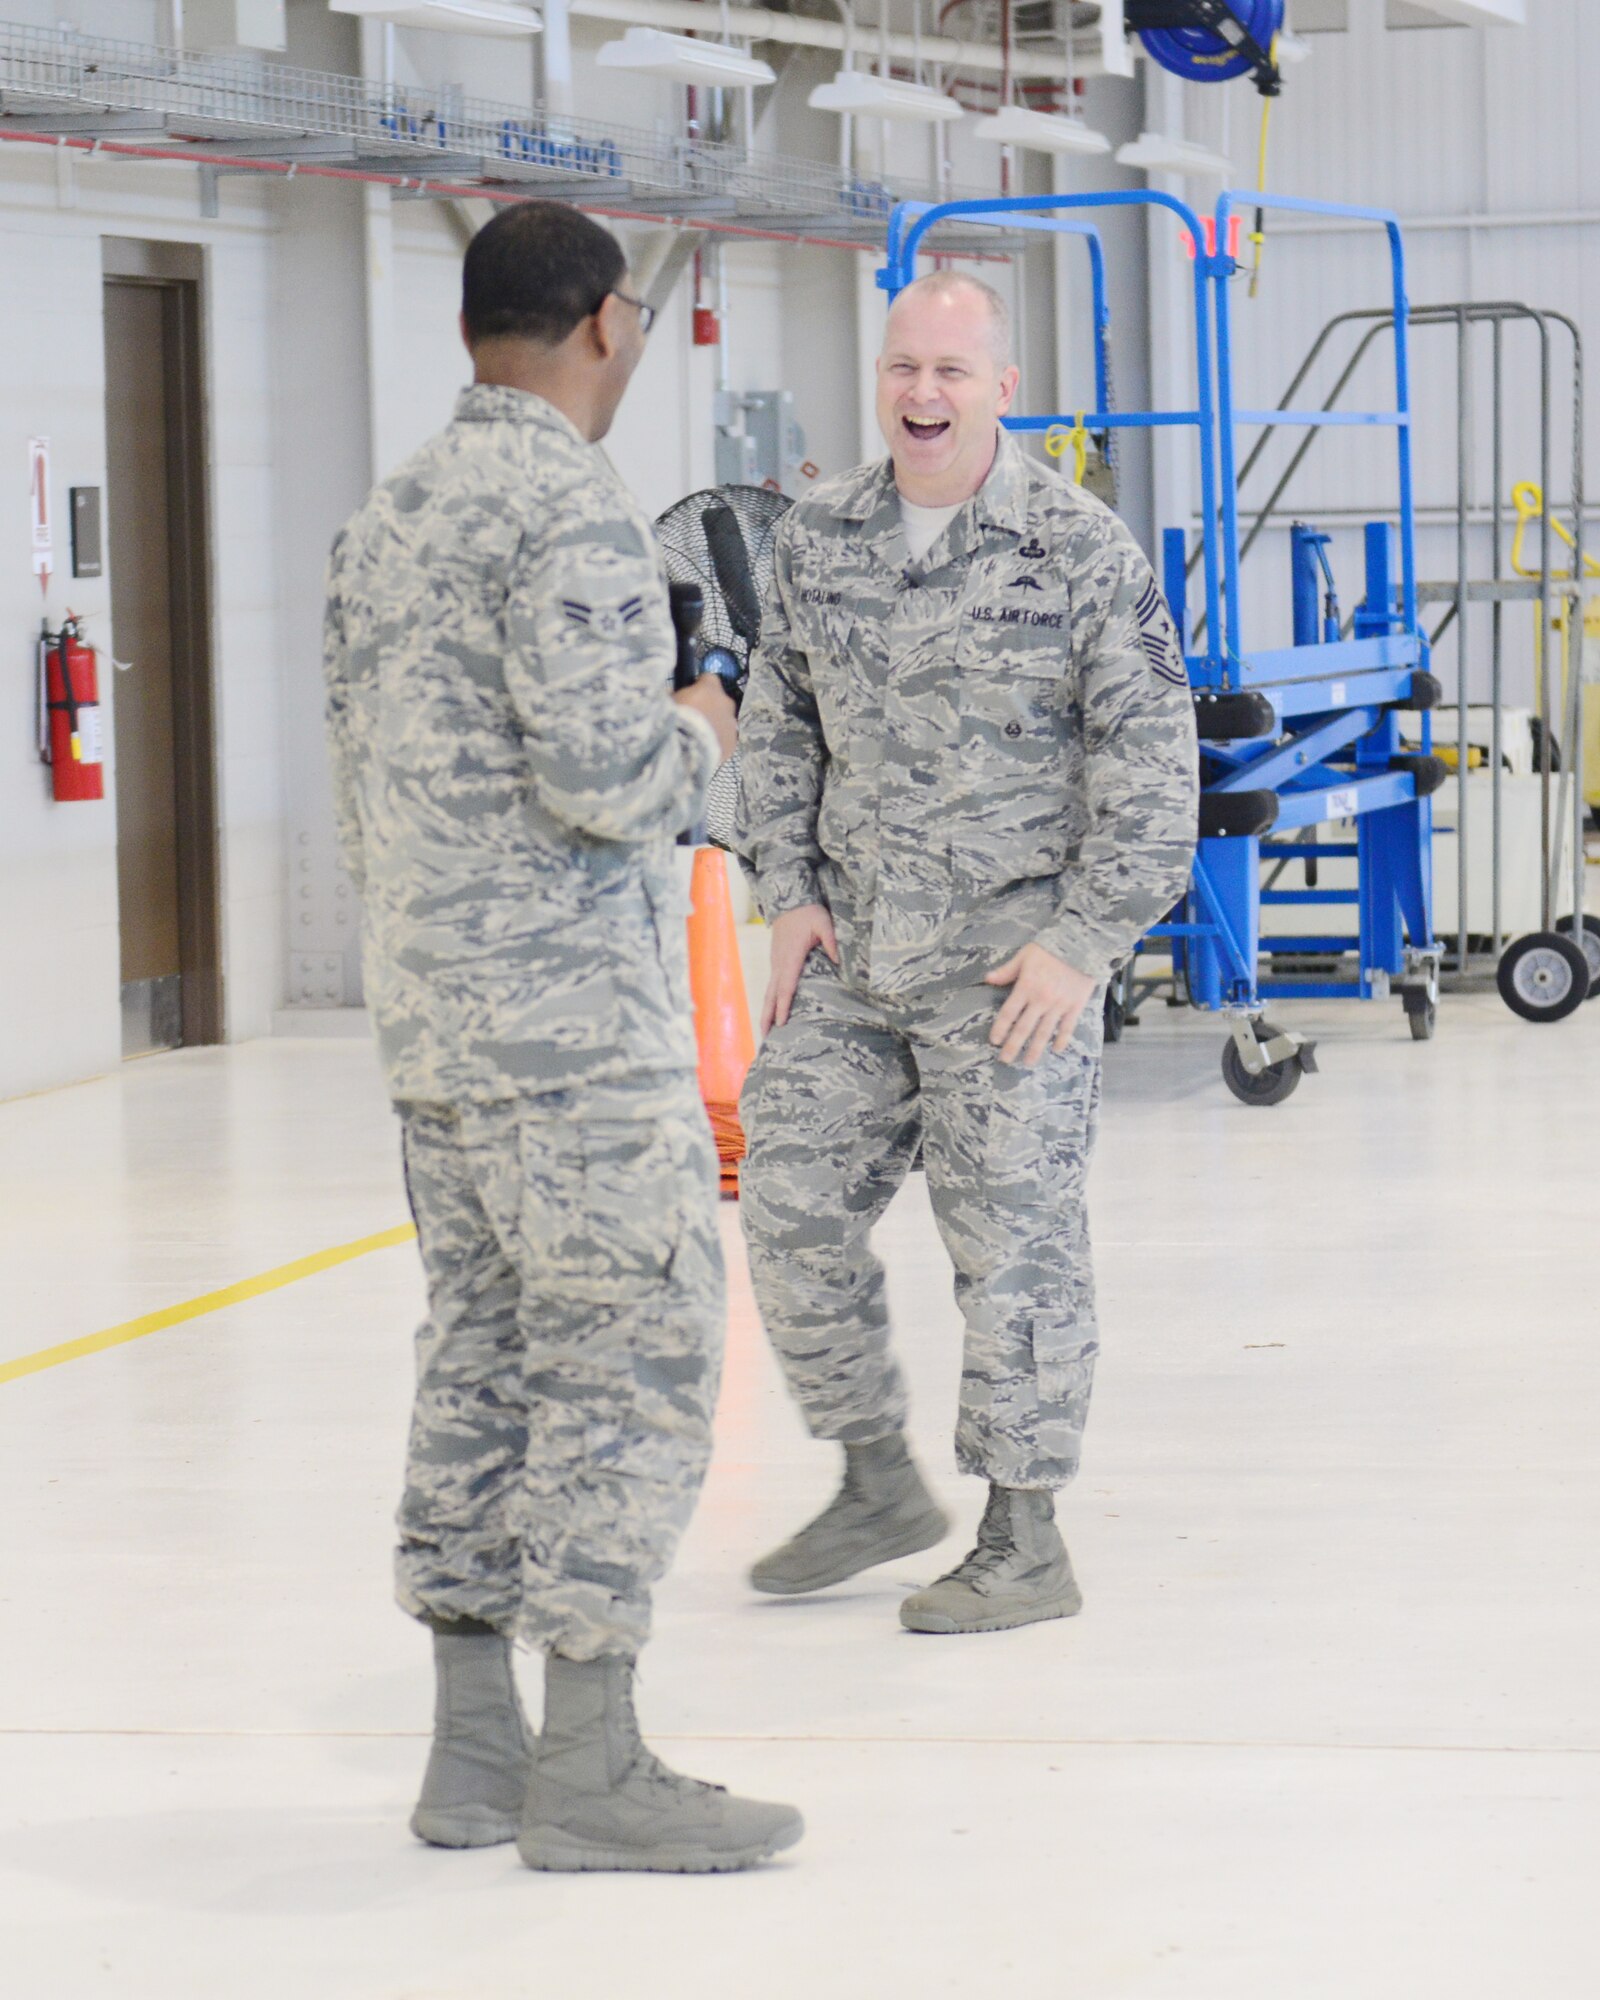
[1509,480,1600,582]
[1508,481,1600,814]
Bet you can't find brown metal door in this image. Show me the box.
[103,266,220,1055]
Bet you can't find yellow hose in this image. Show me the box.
[1248,45,1274,299]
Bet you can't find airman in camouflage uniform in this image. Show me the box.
[325,201,800,1872]
[326,379,725,1662]
[737,271,1197,1634]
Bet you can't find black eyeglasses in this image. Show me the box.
[609,290,657,335]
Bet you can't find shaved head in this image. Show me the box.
[886,271,1013,369]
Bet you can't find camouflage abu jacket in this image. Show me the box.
[736,427,1199,995]
[324,384,718,1105]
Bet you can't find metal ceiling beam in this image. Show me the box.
[182,135,359,162]
[0,110,173,136]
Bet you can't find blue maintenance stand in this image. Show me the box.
[880,190,1444,1104]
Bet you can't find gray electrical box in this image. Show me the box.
[70,487,102,578]
[714,430,758,487]
[742,390,805,488]
[713,388,806,491]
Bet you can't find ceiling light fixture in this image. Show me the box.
[807,71,963,124]
[331,0,542,36]
[596,27,775,88]
[1115,131,1235,179]
[971,104,1111,156]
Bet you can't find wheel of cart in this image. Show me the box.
[1403,986,1438,1040]
[1556,913,1600,999]
[1102,963,1139,1044]
[1496,930,1590,1022]
[1399,943,1442,1041]
[1220,1015,1318,1106]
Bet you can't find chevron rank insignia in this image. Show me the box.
[1134,579,1188,688]
[563,594,647,637]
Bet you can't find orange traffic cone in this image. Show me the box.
[687,847,757,1198]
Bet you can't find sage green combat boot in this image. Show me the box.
[410,1621,535,1848]
[750,1434,950,1596]
[517,1654,804,1874]
[899,1485,1082,1635]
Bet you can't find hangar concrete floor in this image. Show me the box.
[0,992,1594,1999]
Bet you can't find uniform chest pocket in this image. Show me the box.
[954,651,1080,888]
[958,651,1071,772]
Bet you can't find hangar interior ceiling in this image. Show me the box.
[0,8,1114,248]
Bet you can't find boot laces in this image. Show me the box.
[618,1675,725,1799]
[937,1488,1022,1587]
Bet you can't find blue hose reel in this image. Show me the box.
[1126,1,1285,96]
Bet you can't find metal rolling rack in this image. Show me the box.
[1192,300,1590,1011]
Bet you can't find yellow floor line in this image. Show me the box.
[0,1223,417,1389]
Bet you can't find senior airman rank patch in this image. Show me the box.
[563,595,646,636]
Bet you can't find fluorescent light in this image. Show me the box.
[596,27,775,87]
[807,71,963,124]
[331,1,542,35]
[971,105,1111,156]
[1116,131,1234,179]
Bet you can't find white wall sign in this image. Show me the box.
[29,436,52,591]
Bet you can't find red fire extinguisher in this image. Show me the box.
[40,615,105,803]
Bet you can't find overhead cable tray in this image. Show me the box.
[0,18,1023,251]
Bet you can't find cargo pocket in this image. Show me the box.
[983,1042,1095,1201]
[518,1114,688,1307]
[978,1044,1100,1404]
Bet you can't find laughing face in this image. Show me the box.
[876,279,1020,508]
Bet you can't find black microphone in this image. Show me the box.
[668,581,704,691]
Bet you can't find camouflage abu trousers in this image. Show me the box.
[739,957,1101,1490]
[394,1071,724,1661]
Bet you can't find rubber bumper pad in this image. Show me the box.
[1193,689,1277,740]
[1199,789,1280,839]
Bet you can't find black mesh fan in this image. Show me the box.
[654,484,793,850]
[654,485,793,705]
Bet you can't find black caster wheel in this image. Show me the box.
[1402,987,1437,1041]
[1220,1021,1305,1106]
[1497,931,1589,1023]
[1556,914,1600,999]
[1103,989,1125,1043]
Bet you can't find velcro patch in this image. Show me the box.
[1134,579,1188,688]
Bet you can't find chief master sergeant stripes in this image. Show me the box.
[324,201,800,1874]
[736,270,1198,1636]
